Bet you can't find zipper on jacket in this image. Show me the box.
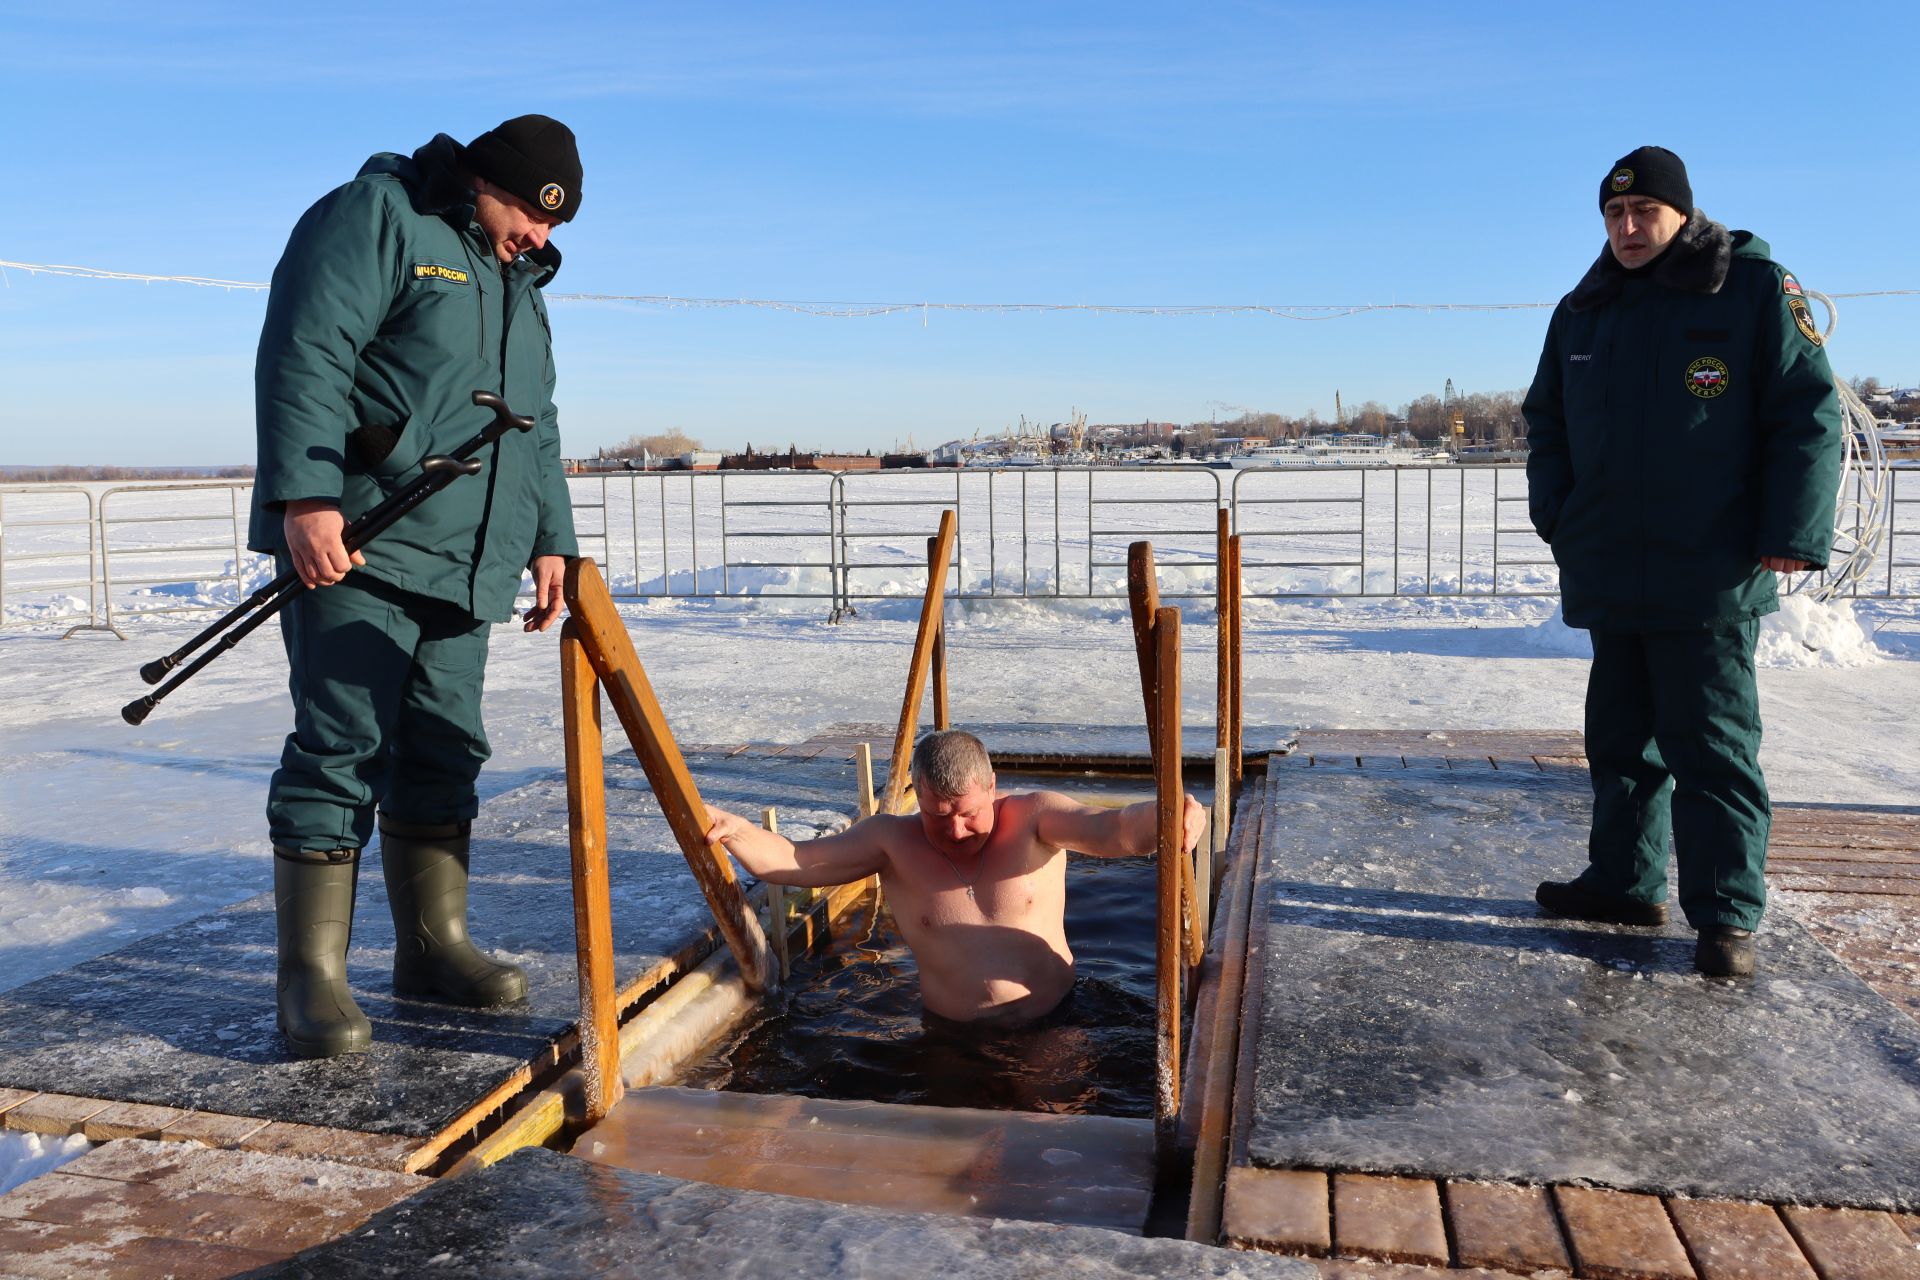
[462,227,488,362]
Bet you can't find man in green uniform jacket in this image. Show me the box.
[249,115,583,1056]
[1523,145,1842,977]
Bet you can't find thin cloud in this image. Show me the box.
[10,6,1594,117]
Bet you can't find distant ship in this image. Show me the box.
[1218,434,1454,468]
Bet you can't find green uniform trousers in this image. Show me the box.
[1575,622,1770,931]
[267,562,492,853]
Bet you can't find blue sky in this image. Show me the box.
[3,2,1915,463]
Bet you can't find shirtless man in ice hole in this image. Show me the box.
[706,729,1208,1024]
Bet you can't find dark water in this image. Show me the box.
[680,850,1164,1118]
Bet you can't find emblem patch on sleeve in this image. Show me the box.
[1686,356,1730,398]
[1781,273,1803,297]
[413,264,470,284]
[1787,295,1823,346]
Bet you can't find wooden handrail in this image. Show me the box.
[563,558,774,994]
[928,534,950,732]
[1228,532,1244,783]
[1154,605,1184,1147]
[1216,509,1232,757]
[1183,784,1266,1242]
[882,510,957,816]
[1129,540,1211,1146]
[1127,541,1161,757]
[560,621,623,1124]
[762,807,790,982]
[1127,540,1203,963]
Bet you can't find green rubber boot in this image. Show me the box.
[379,815,527,1007]
[273,847,373,1059]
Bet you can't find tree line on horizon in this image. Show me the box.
[15,371,1907,480]
[1,464,256,483]
[1198,388,1528,447]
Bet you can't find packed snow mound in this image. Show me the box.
[1757,595,1883,669]
[1521,596,1883,668]
[0,1132,90,1197]
[1519,605,1592,658]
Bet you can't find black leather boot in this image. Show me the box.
[273,846,372,1058]
[379,815,527,1007]
[1534,880,1669,926]
[1695,926,1756,977]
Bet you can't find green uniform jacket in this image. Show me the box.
[249,134,578,623]
[1522,216,1842,631]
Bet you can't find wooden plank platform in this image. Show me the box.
[1,1093,415,1171]
[1224,1169,1920,1277]
[724,721,1280,772]
[569,1084,1157,1233]
[0,1137,424,1278]
[1222,731,1920,1276]
[1769,802,1920,1024]
[1289,728,1586,772]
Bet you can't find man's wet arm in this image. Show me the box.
[1033,795,1155,859]
[781,820,891,886]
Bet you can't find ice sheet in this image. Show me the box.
[1245,765,1920,1210]
[262,1146,1317,1278]
[0,752,854,1137]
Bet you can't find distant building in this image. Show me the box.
[722,445,880,471]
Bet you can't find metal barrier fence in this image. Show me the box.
[97,483,260,632]
[0,486,109,636]
[1227,465,1560,597]
[4,465,1917,631]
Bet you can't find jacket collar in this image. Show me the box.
[1567,211,1733,311]
[405,134,477,219]
[518,243,562,287]
[405,134,564,287]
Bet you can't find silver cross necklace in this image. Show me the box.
[935,847,985,901]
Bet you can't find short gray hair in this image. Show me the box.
[910,730,994,798]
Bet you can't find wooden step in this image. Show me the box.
[570,1085,1156,1233]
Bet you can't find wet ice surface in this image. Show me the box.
[263,1146,1318,1278]
[0,752,853,1137]
[1247,765,1920,1210]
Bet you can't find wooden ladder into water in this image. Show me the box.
[550,523,1227,1238]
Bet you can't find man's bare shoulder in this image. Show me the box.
[997,790,1085,842]
[860,811,927,851]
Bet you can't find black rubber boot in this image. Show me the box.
[1534,880,1669,926]
[273,846,373,1059]
[380,815,527,1007]
[1695,926,1757,977]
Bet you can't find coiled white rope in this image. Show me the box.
[1793,291,1891,603]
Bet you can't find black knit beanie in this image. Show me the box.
[465,115,583,223]
[1600,146,1692,214]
